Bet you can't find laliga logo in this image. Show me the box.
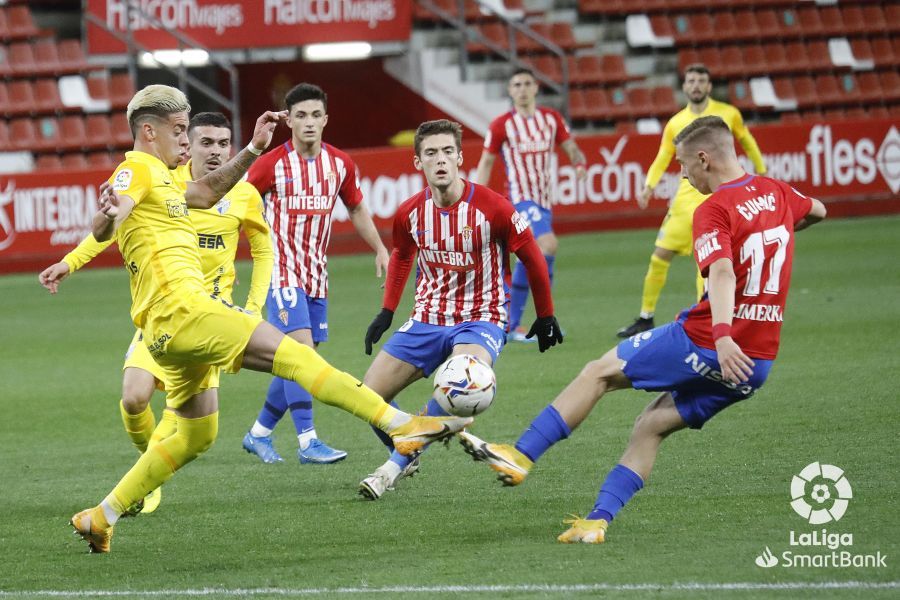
[790,462,852,525]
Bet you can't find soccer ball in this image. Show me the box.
[432,354,496,417]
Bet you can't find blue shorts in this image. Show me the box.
[616,322,773,429]
[265,287,328,343]
[514,200,553,238]
[383,319,506,376]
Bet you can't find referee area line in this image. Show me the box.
[2,581,898,596]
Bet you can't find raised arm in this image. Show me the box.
[241,193,274,316]
[93,182,135,242]
[794,197,826,232]
[185,110,286,209]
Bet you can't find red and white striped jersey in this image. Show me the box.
[484,107,572,209]
[246,141,363,297]
[389,181,534,327]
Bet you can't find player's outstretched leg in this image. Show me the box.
[557,393,686,544]
[461,347,629,486]
[71,409,219,553]
[243,329,472,456]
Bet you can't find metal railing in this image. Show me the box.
[81,0,242,143]
[416,0,570,121]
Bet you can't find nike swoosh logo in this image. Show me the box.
[356,382,364,387]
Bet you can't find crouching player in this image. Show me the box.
[460,116,826,543]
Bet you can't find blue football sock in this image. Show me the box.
[388,398,448,469]
[284,379,314,434]
[544,255,555,286]
[509,260,530,331]
[257,377,287,431]
[371,400,401,450]
[514,405,571,462]
[587,464,645,522]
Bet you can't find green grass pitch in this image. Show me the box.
[0,216,897,599]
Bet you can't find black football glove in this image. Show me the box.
[364,308,394,355]
[526,315,563,352]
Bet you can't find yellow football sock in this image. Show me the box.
[108,412,218,514]
[695,268,705,302]
[271,337,401,431]
[119,401,156,454]
[148,409,178,450]
[640,254,671,316]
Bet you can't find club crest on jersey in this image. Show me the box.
[462,225,473,241]
[511,212,528,235]
[214,198,231,215]
[279,308,289,326]
[694,229,722,261]
[112,169,133,191]
[166,198,189,219]
[327,171,336,187]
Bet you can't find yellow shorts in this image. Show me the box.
[655,180,709,256]
[142,292,262,408]
[123,330,168,391]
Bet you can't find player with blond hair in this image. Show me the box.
[462,115,825,544]
[40,111,273,514]
[67,85,471,553]
[617,64,767,338]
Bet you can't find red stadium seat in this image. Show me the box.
[626,87,654,118]
[710,13,739,43]
[8,42,36,76]
[775,9,803,40]
[35,154,63,171]
[781,42,811,73]
[792,76,819,109]
[697,47,723,77]
[796,7,824,37]
[8,119,39,151]
[0,82,8,116]
[806,41,832,73]
[0,44,11,78]
[727,80,755,112]
[528,55,562,84]
[849,39,875,67]
[886,5,900,34]
[569,88,588,121]
[34,79,63,114]
[36,117,61,152]
[732,10,760,43]
[86,75,112,106]
[61,153,89,170]
[109,72,136,108]
[818,7,843,38]
[582,88,613,121]
[869,38,895,69]
[754,10,785,41]
[814,74,859,107]
[650,86,679,115]
[763,43,790,75]
[0,119,9,150]
[111,113,133,146]
[87,151,116,169]
[649,14,676,42]
[717,46,745,79]
[839,6,867,37]
[59,115,87,151]
[85,114,113,149]
[741,45,767,77]
[607,87,630,120]
[7,80,34,115]
[677,48,700,75]
[856,72,883,104]
[32,39,61,76]
[58,40,91,73]
[862,5,890,34]
[568,55,599,86]
[878,71,900,102]
[7,6,39,39]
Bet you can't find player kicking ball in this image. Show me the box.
[67,86,471,553]
[358,119,562,500]
[461,116,826,543]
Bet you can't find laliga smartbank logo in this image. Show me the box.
[753,462,887,569]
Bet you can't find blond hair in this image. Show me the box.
[126,84,191,137]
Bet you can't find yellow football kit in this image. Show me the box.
[646,98,766,255]
[63,159,273,393]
